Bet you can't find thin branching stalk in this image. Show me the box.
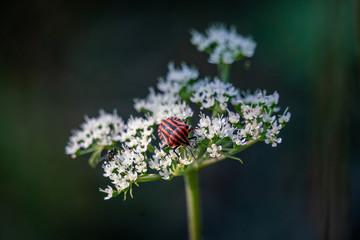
[137,174,163,182]
[217,63,231,82]
[184,169,201,240]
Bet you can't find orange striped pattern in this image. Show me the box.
[158,117,190,148]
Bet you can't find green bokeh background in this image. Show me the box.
[0,1,358,239]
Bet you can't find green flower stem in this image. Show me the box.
[89,146,104,168]
[184,169,202,240]
[136,140,258,240]
[198,155,227,169]
[198,140,258,169]
[217,63,231,82]
[137,174,162,182]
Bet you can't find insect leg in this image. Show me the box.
[172,145,180,158]
[186,145,196,159]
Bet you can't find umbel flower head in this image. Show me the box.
[190,23,257,64]
[66,23,290,200]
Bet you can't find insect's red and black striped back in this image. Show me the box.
[158,117,190,148]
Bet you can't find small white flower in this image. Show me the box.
[149,160,160,170]
[136,161,147,173]
[126,171,138,181]
[207,144,222,158]
[278,108,291,124]
[103,161,117,177]
[149,147,177,179]
[116,179,130,191]
[228,111,240,124]
[99,185,114,200]
[159,168,171,180]
[179,156,194,165]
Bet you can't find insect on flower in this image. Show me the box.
[99,147,118,163]
[157,117,196,158]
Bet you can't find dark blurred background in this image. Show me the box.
[0,0,358,239]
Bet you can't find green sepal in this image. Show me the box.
[234,103,242,114]
[147,144,155,153]
[179,87,193,102]
[232,122,242,128]
[235,54,245,62]
[163,146,172,153]
[211,102,226,117]
[233,143,241,150]
[137,108,153,115]
[112,190,121,198]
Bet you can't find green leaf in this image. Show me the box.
[221,153,243,164]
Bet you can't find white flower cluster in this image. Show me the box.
[120,116,154,153]
[193,90,291,156]
[190,77,238,111]
[65,110,125,156]
[235,90,291,147]
[148,148,173,180]
[196,114,235,141]
[134,89,193,124]
[66,22,291,201]
[149,147,195,180]
[232,104,264,145]
[100,148,147,199]
[98,115,157,198]
[157,62,199,95]
[190,23,257,64]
